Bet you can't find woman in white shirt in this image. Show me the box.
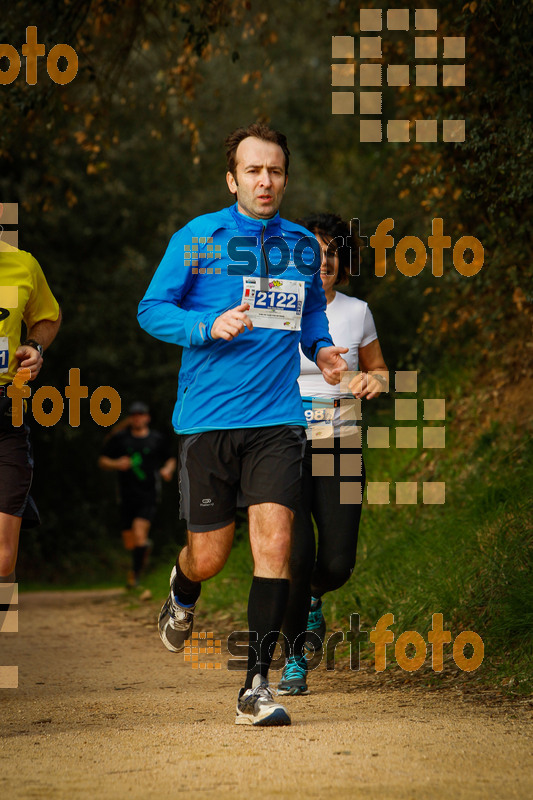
[279,213,388,695]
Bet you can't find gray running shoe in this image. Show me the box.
[158,566,195,653]
[235,674,291,726]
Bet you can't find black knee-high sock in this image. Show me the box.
[245,576,290,690]
[282,579,311,661]
[132,546,148,579]
[172,553,201,606]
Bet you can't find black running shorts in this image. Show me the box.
[0,426,40,527]
[178,425,307,532]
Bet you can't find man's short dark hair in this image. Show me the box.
[225,123,290,178]
[298,213,352,285]
[128,401,150,415]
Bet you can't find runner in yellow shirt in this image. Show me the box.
[0,238,61,586]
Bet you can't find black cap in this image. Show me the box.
[128,401,150,415]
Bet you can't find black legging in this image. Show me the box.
[283,438,366,658]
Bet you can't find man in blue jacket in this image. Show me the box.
[138,122,348,727]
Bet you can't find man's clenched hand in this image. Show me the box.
[15,345,43,381]
[210,303,253,341]
[316,346,349,386]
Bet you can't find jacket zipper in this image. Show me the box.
[260,224,269,292]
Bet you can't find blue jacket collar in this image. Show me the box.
[229,203,282,235]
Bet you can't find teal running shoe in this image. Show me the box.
[277,655,308,696]
[305,598,326,648]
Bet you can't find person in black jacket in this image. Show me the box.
[99,402,176,587]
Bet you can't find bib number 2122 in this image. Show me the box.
[254,291,297,310]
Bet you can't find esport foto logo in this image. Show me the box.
[185,613,484,674]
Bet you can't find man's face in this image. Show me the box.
[129,412,150,431]
[226,136,288,220]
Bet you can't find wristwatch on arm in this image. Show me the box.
[22,339,44,357]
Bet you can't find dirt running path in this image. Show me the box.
[0,590,531,800]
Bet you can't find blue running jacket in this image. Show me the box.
[137,204,333,434]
